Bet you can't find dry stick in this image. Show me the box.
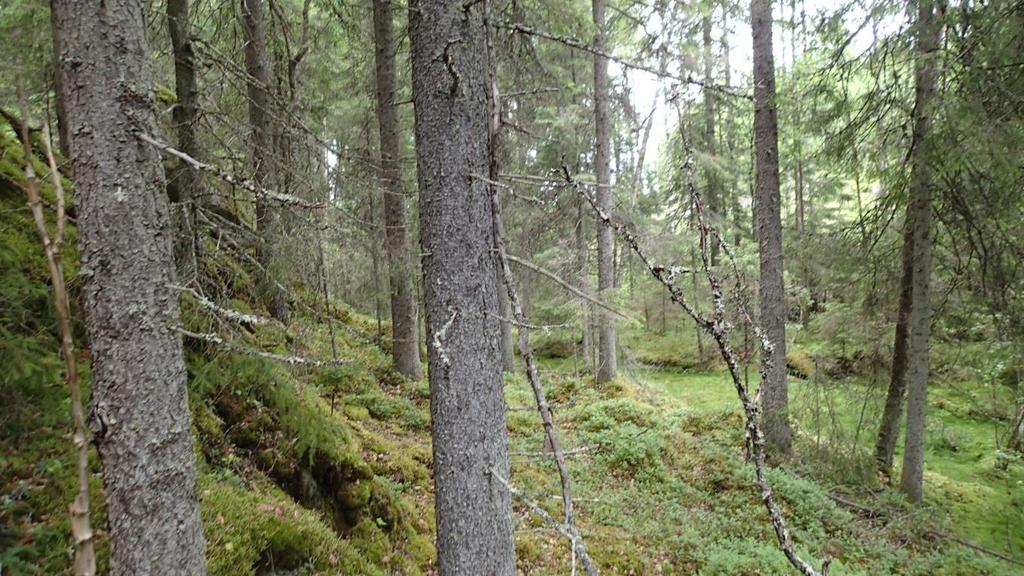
[16,99,96,575]
[170,284,270,326]
[136,132,324,209]
[827,493,1024,568]
[176,327,344,367]
[491,187,598,576]
[568,156,826,575]
[506,254,633,323]
[492,20,751,101]
[490,468,597,576]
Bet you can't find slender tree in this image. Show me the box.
[167,0,206,279]
[241,0,289,323]
[50,1,208,573]
[900,0,940,504]
[373,0,422,379]
[409,0,516,571]
[702,3,720,265]
[874,216,915,475]
[593,0,617,383]
[751,0,792,455]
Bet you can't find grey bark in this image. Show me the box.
[167,0,204,280]
[752,0,792,455]
[592,0,617,383]
[409,0,515,572]
[874,214,915,475]
[241,0,289,323]
[48,1,71,162]
[487,22,516,373]
[576,196,593,370]
[900,0,939,504]
[50,1,208,573]
[373,0,422,379]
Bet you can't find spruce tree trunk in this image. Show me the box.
[167,0,205,279]
[373,0,422,379]
[576,196,593,370]
[875,216,915,475]
[752,0,792,455]
[409,0,516,571]
[593,0,617,383]
[241,0,289,323]
[50,1,208,573]
[900,0,939,504]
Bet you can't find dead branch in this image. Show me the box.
[490,468,597,575]
[176,327,344,367]
[506,254,632,322]
[492,170,597,575]
[17,87,96,576]
[566,121,827,574]
[137,132,325,209]
[492,20,751,101]
[170,284,270,327]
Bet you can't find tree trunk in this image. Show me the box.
[167,0,205,280]
[593,0,617,383]
[752,0,792,456]
[576,196,593,370]
[50,1,208,573]
[241,0,289,323]
[48,1,71,163]
[703,8,720,265]
[900,0,939,504]
[373,0,422,379]
[409,0,516,571]
[874,214,915,475]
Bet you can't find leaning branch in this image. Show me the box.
[566,129,827,575]
[176,327,344,367]
[171,285,270,327]
[492,181,597,576]
[506,254,633,322]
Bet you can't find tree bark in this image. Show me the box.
[752,0,792,455]
[900,0,939,504]
[409,0,516,572]
[703,7,721,265]
[50,1,208,573]
[241,0,289,323]
[874,215,915,475]
[576,196,593,370]
[593,0,617,383]
[373,0,422,379]
[167,0,205,280]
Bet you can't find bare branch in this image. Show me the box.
[176,327,344,367]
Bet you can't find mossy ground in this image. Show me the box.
[3,126,1022,574]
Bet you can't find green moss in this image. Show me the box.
[200,477,367,576]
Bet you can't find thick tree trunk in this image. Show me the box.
[241,0,289,323]
[50,1,207,573]
[875,216,915,475]
[373,0,422,379]
[752,0,792,456]
[409,0,515,572]
[900,0,939,504]
[593,0,617,383]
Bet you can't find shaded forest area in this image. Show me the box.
[1,0,1023,574]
